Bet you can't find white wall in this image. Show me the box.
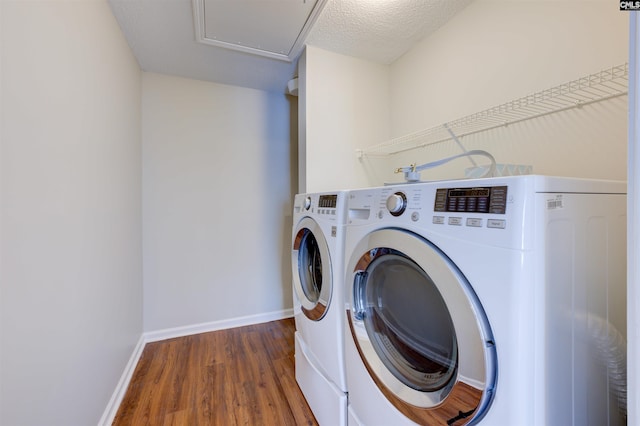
[627,13,639,426]
[298,50,308,192]
[303,1,628,188]
[303,46,390,192]
[0,1,142,425]
[387,0,628,182]
[142,73,296,332]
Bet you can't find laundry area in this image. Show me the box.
[296,4,631,423]
[0,0,637,425]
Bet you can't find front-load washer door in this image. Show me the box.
[292,217,332,321]
[347,229,496,425]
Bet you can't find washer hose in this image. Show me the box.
[395,150,497,182]
[574,313,627,417]
[578,312,627,417]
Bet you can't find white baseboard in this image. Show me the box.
[459,374,485,391]
[98,334,146,426]
[98,308,294,424]
[144,308,294,343]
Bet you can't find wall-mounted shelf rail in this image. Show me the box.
[356,63,629,158]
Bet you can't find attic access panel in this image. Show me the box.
[193,0,327,62]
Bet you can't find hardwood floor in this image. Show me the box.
[113,318,318,426]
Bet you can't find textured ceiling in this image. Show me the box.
[108,0,474,93]
[307,0,474,65]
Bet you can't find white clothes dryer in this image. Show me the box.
[292,191,348,426]
[343,176,626,426]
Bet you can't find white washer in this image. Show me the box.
[343,176,626,426]
[292,191,348,426]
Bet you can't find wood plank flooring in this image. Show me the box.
[112,318,318,426]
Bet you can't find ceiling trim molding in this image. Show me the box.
[191,0,328,63]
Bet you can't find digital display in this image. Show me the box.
[434,186,507,214]
[318,194,338,208]
[448,188,490,198]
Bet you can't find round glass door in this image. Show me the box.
[348,229,496,425]
[292,217,332,321]
[360,251,458,393]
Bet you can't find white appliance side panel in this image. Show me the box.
[539,192,626,426]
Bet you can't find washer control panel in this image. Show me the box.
[434,186,507,214]
[351,184,513,232]
[315,194,340,217]
[318,194,338,209]
[347,179,531,250]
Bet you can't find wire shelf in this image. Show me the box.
[357,63,629,157]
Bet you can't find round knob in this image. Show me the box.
[386,192,407,216]
[304,196,312,210]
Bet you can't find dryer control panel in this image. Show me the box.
[434,186,507,214]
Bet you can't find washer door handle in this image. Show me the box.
[353,271,367,321]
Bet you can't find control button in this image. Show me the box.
[467,197,477,212]
[448,217,463,226]
[433,216,445,224]
[411,212,420,222]
[487,219,506,229]
[386,192,407,216]
[477,197,489,213]
[434,189,447,212]
[378,210,384,219]
[466,218,482,227]
[304,197,312,210]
